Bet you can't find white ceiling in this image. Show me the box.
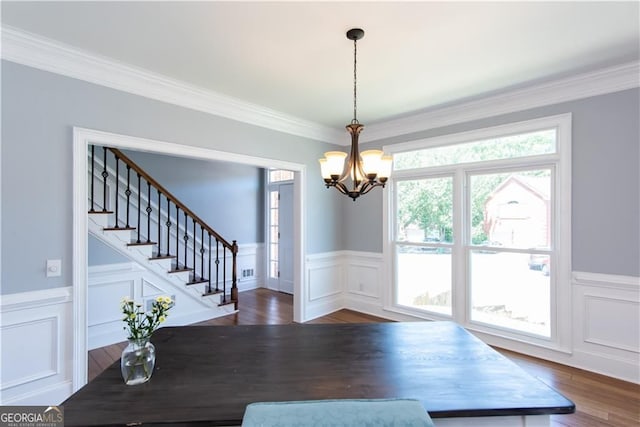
[2,1,639,129]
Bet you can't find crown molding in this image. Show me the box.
[363,61,639,143]
[1,26,343,144]
[2,27,637,146]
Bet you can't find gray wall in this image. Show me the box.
[88,235,128,266]
[121,150,264,245]
[88,150,264,266]
[344,89,640,277]
[1,60,343,295]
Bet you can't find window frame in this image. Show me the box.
[383,114,572,352]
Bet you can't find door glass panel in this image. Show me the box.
[268,190,279,279]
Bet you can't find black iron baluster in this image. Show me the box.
[90,145,95,212]
[165,198,171,257]
[136,173,141,243]
[101,147,108,212]
[157,189,162,256]
[215,240,220,292]
[192,219,197,279]
[183,212,188,270]
[200,226,205,283]
[207,233,212,293]
[146,182,152,243]
[114,155,120,228]
[175,206,180,267]
[222,247,227,303]
[125,166,131,228]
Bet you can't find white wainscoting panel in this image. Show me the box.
[304,252,344,321]
[345,251,382,299]
[87,262,237,349]
[0,287,73,405]
[236,243,263,292]
[572,272,640,383]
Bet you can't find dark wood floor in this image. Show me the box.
[89,288,639,427]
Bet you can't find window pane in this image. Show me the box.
[394,129,556,170]
[470,170,551,248]
[270,190,279,208]
[269,261,278,278]
[469,250,550,337]
[269,169,294,183]
[396,177,453,243]
[396,245,452,316]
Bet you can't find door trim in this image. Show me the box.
[73,127,306,391]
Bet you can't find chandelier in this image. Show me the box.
[319,28,392,201]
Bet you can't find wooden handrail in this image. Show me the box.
[108,147,236,252]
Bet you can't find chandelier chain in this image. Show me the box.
[352,38,358,124]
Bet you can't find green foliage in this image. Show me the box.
[395,130,554,244]
[121,296,173,341]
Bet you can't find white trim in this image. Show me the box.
[1,26,342,144]
[1,286,72,312]
[383,113,572,352]
[1,287,74,404]
[74,127,307,390]
[573,271,640,291]
[385,113,573,156]
[2,27,637,147]
[364,62,639,143]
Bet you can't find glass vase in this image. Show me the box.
[120,338,156,385]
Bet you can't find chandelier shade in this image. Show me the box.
[319,28,392,201]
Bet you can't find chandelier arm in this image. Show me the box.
[332,181,350,196]
[360,181,383,196]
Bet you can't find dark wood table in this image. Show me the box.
[63,322,574,426]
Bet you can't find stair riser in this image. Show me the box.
[89,216,227,311]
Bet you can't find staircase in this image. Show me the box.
[87,146,238,312]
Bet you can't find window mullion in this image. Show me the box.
[452,168,467,323]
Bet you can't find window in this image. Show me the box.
[387,115,571,347]
[267,170,294,281]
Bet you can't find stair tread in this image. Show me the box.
[149,255,177,260]
[168,266,193,274]
[186,277,209,286]
[88,210,114,214]
[202,288,223,297]
[127,241,157,246]
[103,226,136,231]
[218,297,238,307]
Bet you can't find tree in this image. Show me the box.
[394,129,555,244]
